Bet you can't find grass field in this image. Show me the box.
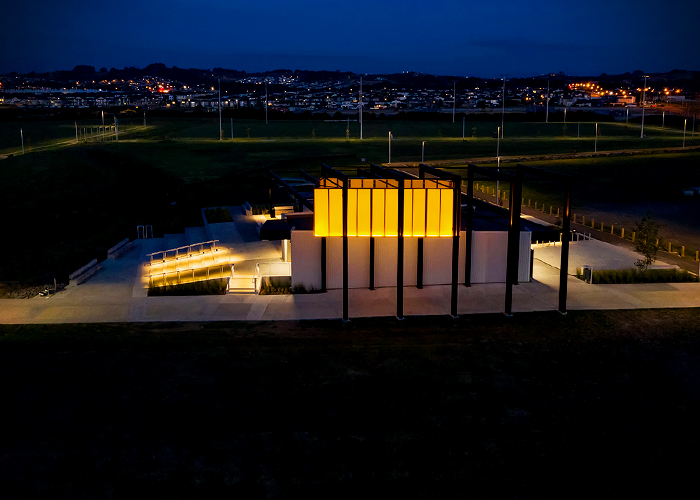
[1,309,700,498]
[1,115,695,156]
[1,116,698,284]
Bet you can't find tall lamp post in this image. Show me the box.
[422,141,425,163]
[640,75,648,139]
[388,131,392,164]
[359,77,363,140]
[218,78,222,140]
[452,81,456,123]
[546,80,550,123]
[501,75,506,138]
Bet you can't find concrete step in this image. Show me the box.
[228,276,256,294]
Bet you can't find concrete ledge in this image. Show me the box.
[68,259,102,286]
[108,238,134,260]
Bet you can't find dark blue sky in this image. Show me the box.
[2,0,697,77]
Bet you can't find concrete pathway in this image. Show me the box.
[2,209,700,324]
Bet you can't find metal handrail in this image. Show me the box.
[146,240,219,260]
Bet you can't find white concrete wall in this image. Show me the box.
[290,229,531,290]
[470,231,531,283]
[290,230,322,290]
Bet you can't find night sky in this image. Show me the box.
[2,0,697,77]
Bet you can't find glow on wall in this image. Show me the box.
[314,178,455,237]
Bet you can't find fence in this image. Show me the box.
[470,181,700,262]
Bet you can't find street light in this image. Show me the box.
[422,141,425,163]
[389,131,393,163]
[497,126,500,158]
[501,75,506,138]
[452,81,456,123]
[595,122,598,153]
[218,78,222,140]
[683,119,687,147]
[546,80,550,123]
[359,77,363,140]
[640,75,648,139]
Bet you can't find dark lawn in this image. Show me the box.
[1,309,700,498]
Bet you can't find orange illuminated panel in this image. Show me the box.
[385,188,399,236]
[347,189,358,236]
[440,189,454,236]
[426,189,440,236]
[314,188,329,236]
[357,188,371,236]
[372,189,385,236]
[412,189,426,237]
[315,179,455,238]
[329,188,343,236]
[403,187,413,236]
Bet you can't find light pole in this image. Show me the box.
[388,131,392,164]
[683,119,687,147]
[422,141,425,163]
[359,77,363,140]
[218,78,222,140]
[20,128,24,154]
[496,156,500,204]
[595,122,598,153]
[497,126,500,158]
[640,75,647,139]
[626,108,629,125]
[662,111,665,128]
[75,121,78,143]
[546,80,550,123]
[501,75,506,138]
[452,81,456,123]
[462,116,465,141]
[265,81,268,125]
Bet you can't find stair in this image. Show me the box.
[228,276,257,294]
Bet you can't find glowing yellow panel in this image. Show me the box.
[412,189,426,237]
[372,189,385,237]
[385,188,399,237]
[329,188,343,236]
[440,189,454,236]
[314,188,329,236]
[357,188,371,236]
[403,187,413,236]
[347,189,357,236]
[424,179,438,189]
[426,189,440,236]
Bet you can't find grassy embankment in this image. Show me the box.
[1,309,699,498]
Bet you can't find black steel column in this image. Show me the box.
[397,180,405,319]
[343,178,349,322]
[417,239,423,289]
[465,167,474,287]
[321,237,327,292]
[417,168,424,289]
[505,180,517,316]
[369,237,375,290]
[559,182,571,314]
[451,178,461,317]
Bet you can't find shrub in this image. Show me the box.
[148,278,228,296]
[584,269,698,285]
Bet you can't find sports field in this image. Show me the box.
[0,116,698,284]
